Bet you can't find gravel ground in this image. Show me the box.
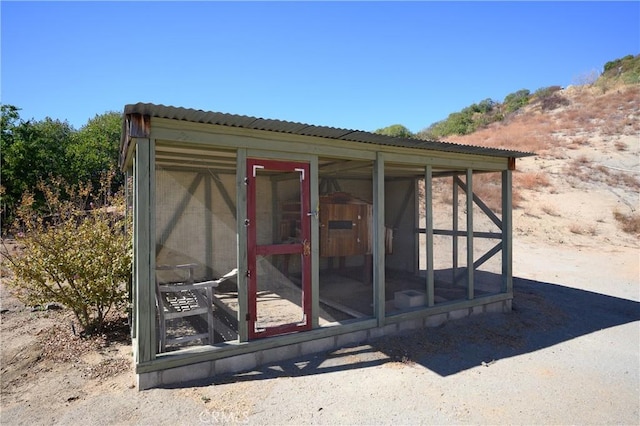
[2,239,638,425]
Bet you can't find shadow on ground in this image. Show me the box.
[169,276,640,388]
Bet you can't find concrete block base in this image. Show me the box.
[137,295,513,389]
[394,290,426,309]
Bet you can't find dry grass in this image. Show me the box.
[613,210,640,235]
[620,86,640,103]
[448,116,552,154]
[574,155,591,165]
[565,157,640,191]
[447,84,639,161]
[569,223,597,236]
[614,141,627,151]
[594,165,640,190]
[470,173,526,213]
[541,204,561,217]
[558,108,596,132]
[515,172,551,191]
[602,123,625,136]
[427,174,523,216]
[567,135,590,149]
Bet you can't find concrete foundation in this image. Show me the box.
[137,297,512,389]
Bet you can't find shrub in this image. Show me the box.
[374,124,415,138]
[602,55,640,84]
[418,98,503,139]
[503,89,531,113]
[515,172,551,190]
[613,210,640,235]
[534,85,563,99]
[572,69,600,86]
[540,94,571,111]
[1,171,131,334]
[569,223,597,235]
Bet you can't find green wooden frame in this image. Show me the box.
[126,116,517,374]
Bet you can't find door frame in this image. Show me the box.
[246,158,312,339]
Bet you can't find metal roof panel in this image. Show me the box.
[122,103,534,159]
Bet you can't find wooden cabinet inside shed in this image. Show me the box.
[280,193,377,258]
[319,194,373,257]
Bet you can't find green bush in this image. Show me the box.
[604,55,640,84]
[603,54,635,72]
[534,86,563,99]
[1,171,131,334]
[417,97,504,139]
[374,124,415,138]
[503,89,531,113]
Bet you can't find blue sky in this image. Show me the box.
[1,1,638,133]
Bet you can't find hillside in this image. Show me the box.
[445,81,639,254]
[418,55,640,140]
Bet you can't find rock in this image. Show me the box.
[45,303,63,311]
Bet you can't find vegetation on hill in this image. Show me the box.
[443,56,640,237]
[401,54,639,141]
[374,124,415,138]
[601,54,640,85]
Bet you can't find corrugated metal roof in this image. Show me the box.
[123,102,534,159]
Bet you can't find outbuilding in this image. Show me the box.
[119,103,532,389]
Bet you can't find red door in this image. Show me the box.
[246,159,311,339]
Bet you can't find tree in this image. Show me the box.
[475,98,497,114]
[374,124,415,138]
[1,106,22,219]
[1,107,124,230]
[68,112,123,193]
[1,105,20,144]
[1,108,75,222]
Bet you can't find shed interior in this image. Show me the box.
[150,142,508,353]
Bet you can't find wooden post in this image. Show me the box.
[452,177,458,286]
[466,169,474,300]
[130,165,137,340]
[425,165,434,307]
[310,157,320,328]
[204,173,213,278]
[374,153,385,326]
[502,169,513,294]
[413,178,420,276]
[134,137,156,363]
[236,149,248,342]
[149,140,156,353]
[271,179,279,247]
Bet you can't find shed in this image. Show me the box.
[119,103,533,389]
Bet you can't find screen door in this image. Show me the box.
[246,158,311,339]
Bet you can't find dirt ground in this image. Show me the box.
[2,85,639,424]
[1,229,638,425]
